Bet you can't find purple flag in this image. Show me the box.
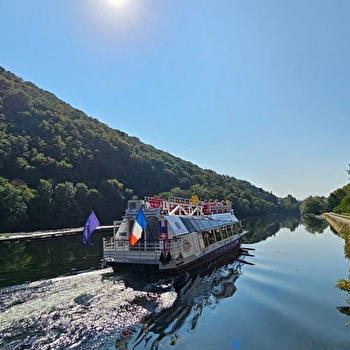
[83,211,100,246]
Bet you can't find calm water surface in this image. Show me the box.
[1,216,349,349]
[122,223,349,350]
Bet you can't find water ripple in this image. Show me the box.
[0,269,177,350]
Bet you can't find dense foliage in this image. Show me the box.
[299,196,328,215]
[326,164,350,214]
[0,66,299,232]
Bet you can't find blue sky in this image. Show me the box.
[1,0,349,200]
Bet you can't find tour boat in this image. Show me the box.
[102,195,246,273]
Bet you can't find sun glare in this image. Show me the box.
[107,0,128,8]
[78,0,158,50]
[95,0,144,36]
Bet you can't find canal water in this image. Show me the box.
[0,215,349,349]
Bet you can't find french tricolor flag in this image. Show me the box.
[129,208,147,246]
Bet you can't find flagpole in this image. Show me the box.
[144,223,147,251]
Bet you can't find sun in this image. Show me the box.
[106,0,128,8]
[78,0,158,48]
[107,0,123,6]
[83,0,139,36]
[102,0,141,35]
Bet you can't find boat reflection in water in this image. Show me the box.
[116,247,253,349]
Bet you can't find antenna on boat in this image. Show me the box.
[143,214,148,251]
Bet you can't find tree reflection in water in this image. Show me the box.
[335,223,350,322]
[301,214,328,233]
[116,248,250,349]
[242,213,301,244]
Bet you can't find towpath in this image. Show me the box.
[323,212,350,234]
[324,213,350,224]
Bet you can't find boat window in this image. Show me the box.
[201,232,210,247]
[207,221,218,229]
[191,219,206,232]
[181,218,205,232]
[116,221,129,238]
[146,217,159,242]
[181,218,196,232]
[201,219,213,229]
[179,217,234,233]
[216,220,227,227]
[187,219,196,232]
[207,220,221,229]
[215,229,222,242]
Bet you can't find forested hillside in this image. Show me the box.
[0,66,299,232]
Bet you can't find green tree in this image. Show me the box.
[0,177,31,231]
[51,182,77,228]
[334,193,350,214]
[74,182,91,219]
[99,179,125,222]
[28,179,53,229]
[300,196,327,215]
[0,65,301,231]
[328,188,346,211]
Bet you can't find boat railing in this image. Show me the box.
[155,239,180,252]
[103,237,162,252]
[202,204,232,215]
[144,196,164,209]
[168,196,191,205]
[144,196,191,209]
[143,196,233,216]
[103,237,182,262]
